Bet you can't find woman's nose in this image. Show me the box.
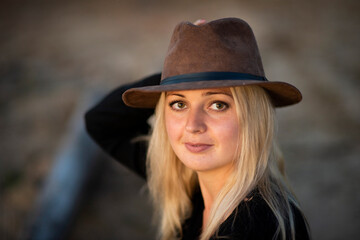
[185,107,207,134]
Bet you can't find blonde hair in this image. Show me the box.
[146,86,306,240]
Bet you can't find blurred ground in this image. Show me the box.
[0,0,359,239]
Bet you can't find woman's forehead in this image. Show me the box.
[165,87,233,97]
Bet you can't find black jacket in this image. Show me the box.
[84,73,310,239]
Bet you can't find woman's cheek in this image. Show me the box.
[165,113,182,144]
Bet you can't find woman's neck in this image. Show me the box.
[197,167,233,227]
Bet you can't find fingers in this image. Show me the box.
[193,19,207,26]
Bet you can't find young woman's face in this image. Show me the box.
[164,88,240,174]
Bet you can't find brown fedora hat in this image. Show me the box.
[123,18,302,108]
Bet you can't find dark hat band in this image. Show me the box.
[160,72,268,85]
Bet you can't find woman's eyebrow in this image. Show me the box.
[203,91,233,97]
[166,91,232,98]
[166,93,185,98]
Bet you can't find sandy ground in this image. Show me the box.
[0,0,359,239]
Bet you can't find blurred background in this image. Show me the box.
[1,0,359,239]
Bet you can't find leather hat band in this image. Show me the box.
[160,72,268,85]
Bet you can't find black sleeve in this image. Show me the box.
[217,192,311,240]
[292,205,311,240]
[84,73,161,179]
[246,199,311,240]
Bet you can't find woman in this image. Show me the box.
[85,18,310,240]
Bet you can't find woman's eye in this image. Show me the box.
[210,102,228,111]
[170,101,187,110]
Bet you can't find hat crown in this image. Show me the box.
[162,18,265,80]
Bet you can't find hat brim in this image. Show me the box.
[122,80,302,108]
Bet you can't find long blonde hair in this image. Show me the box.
[146,85,306,240]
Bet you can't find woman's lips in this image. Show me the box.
[185,143,213,153]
